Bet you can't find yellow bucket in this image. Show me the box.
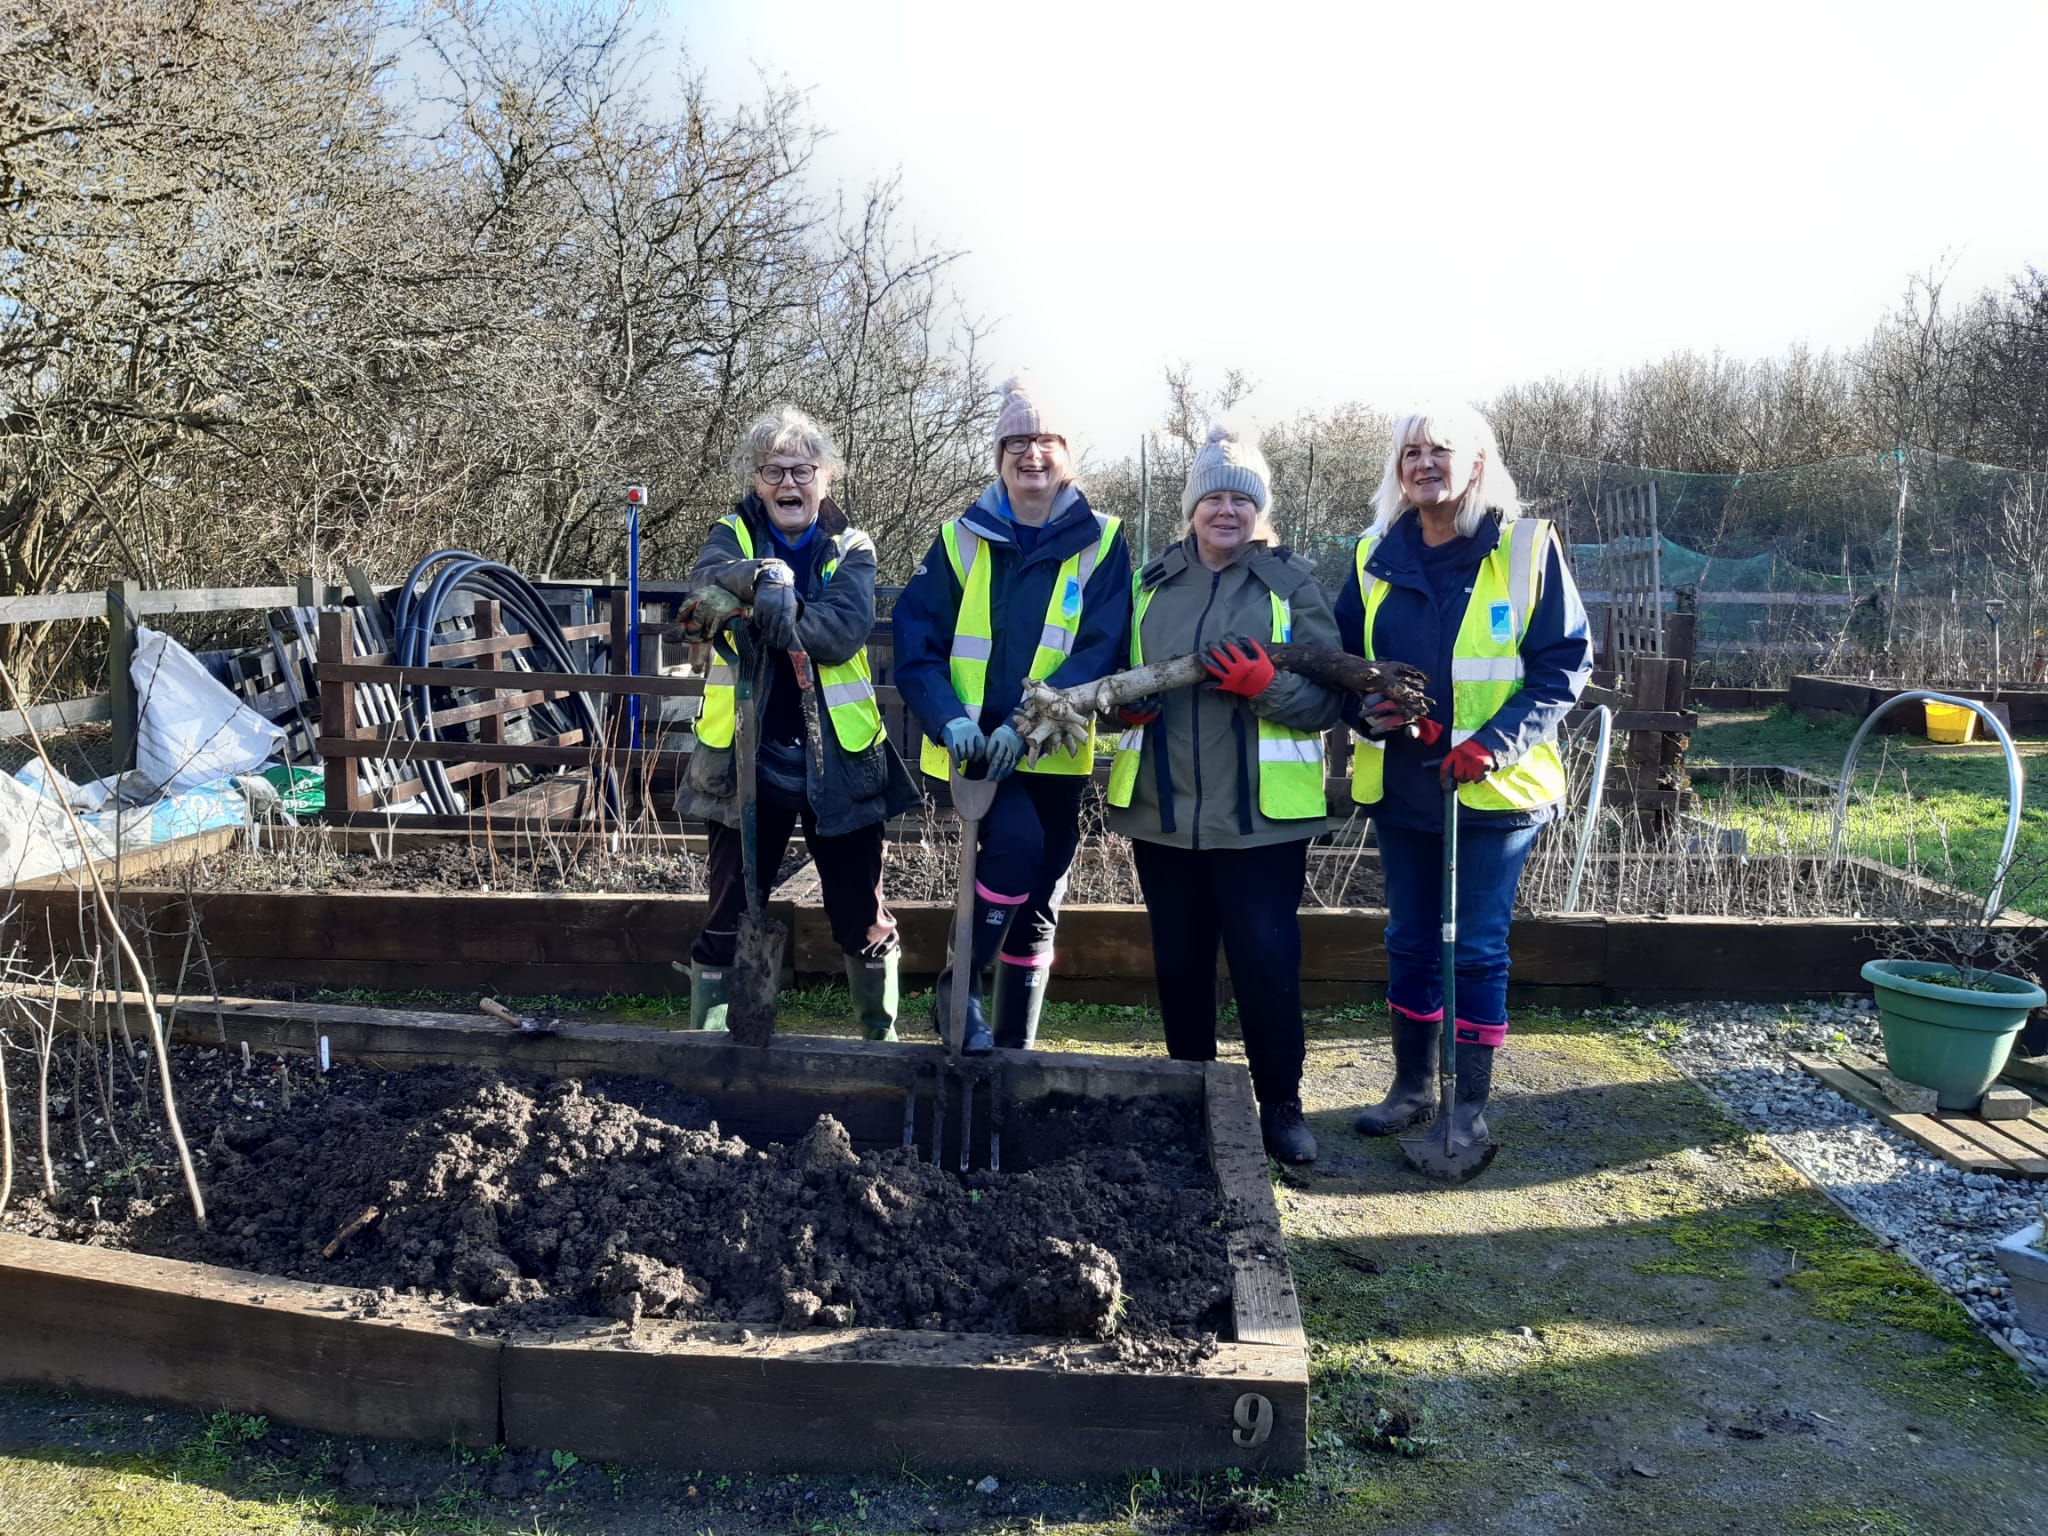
[1924,701,1977,743]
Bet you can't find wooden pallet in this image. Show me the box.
[1789,1049,2048,1180]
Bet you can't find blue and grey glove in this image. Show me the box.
[941,717,986,771]
[751,580,800,651]
[985,724,1025,780]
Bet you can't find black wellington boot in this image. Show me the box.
[1452,1041,1496,1146]
[1259,1098,1318,1164]
[990,957,1048,1050]
[1352,1009,1440,1136]
[931,895,1011,1055]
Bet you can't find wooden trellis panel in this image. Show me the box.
[1603,483,1663,659]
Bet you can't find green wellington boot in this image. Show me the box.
[845,950,901,1041]
[688,959,731,1033]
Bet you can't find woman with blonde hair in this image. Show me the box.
[1338,404,1592,1165]
[1103,425,1345,1163]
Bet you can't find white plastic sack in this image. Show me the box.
[132,626,284,794]
[0,770,113,885]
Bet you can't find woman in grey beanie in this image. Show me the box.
[1103,424,1345,1163]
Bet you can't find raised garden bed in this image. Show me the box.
[1789,675,2048,732]
[14,829,2042,1006]
[0,997,1306,1476]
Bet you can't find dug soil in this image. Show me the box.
[0,1043,1230,1344]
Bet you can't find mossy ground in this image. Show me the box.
[3,997,2043,1535]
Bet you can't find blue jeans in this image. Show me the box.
[1374,819,1539,1029]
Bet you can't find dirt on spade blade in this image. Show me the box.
[1,1045,1232,1348]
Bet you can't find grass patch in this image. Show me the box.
[1690,708,2048,916]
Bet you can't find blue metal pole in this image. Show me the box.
[625,485,645,751]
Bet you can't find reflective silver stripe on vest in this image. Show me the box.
[822,679,875,709]
[1116,726,1143,752]
[1452,657,1525,682]
[707,661,734,686]
[1507,518,1543,638]
[1039,622,1075,656]
[953,524,982,583]
[953,635,994,660]
[1073,513,1114,587]
[1258,736,1324,764]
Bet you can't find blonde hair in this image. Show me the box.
[1367,404,1521,538]
[731,406,843,493]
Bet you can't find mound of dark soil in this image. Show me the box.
[3,1047,1231,1343]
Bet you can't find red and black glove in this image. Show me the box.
[1439,739,1496,785]
[1411,717,1445,747]
[1116,695,1163,727]
[1202,637,1275,698]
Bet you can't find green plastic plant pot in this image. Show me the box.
[1862,959,2048,1111]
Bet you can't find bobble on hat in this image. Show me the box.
[993,375,1062,464]
[1181,423,1272,516]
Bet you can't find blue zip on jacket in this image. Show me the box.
[893,483,1133,743]
[1335,511,1593,833]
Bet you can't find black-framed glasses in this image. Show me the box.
[1001,435,1064,456]
[756,463,818,485]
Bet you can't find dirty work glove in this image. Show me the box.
[985,724,1025,780]
[941,717,986,771]
[1115,694,1163,727]
[1439,739,1496,785]
[1359,692,1420,740]
[1409,717,1445,747]
[750,579,800,651]
[1201,636,1276,698]
[750,558,795,594]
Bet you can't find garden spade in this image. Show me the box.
[726,626,787,1047]
[944,763,1001,1056]
[1401,780,1499,1183]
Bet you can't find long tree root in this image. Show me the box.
[1013,647,1431,763]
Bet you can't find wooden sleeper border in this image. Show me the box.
[0,999,1308,1477]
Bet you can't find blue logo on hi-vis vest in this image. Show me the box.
[1488,601,1514,642]
[1062,576,1082,618]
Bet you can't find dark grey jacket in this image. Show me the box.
[675,497,919,838]
[1104,538,1345,851]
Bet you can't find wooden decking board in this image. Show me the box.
[1790,1053,2013,1176]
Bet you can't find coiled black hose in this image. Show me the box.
[389,551,614,816]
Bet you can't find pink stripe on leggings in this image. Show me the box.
[1453,1018,1507,1047]
[999,950,1054,968]
[1391,1001,1445,1024]
[975,881,1030,906]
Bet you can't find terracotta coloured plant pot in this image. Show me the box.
[1862,959,2047,1111]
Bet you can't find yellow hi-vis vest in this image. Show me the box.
[918,512,1123,778]
[1350,517,1568,813]
[696,515,884,753]
[1106,581,1325,818]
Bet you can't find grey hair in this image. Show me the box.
[730,406,844,492]
[1367,404,1522,538]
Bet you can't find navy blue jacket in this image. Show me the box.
[1334,511,1593,833]
[893,483,1133,743]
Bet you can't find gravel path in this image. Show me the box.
[1609,999,2048,1377]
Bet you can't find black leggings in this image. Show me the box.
[1131,837,1309,1107]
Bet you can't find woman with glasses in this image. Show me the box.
[1102,426,1343,1164]
[892,376,1131,1053]
[678,406,919,1038]
[1339,404,1592,1165]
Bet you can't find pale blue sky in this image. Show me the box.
[671,0,2048,461]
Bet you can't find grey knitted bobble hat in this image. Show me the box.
[1182,423,1271,516]
[993,375,1062,465]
